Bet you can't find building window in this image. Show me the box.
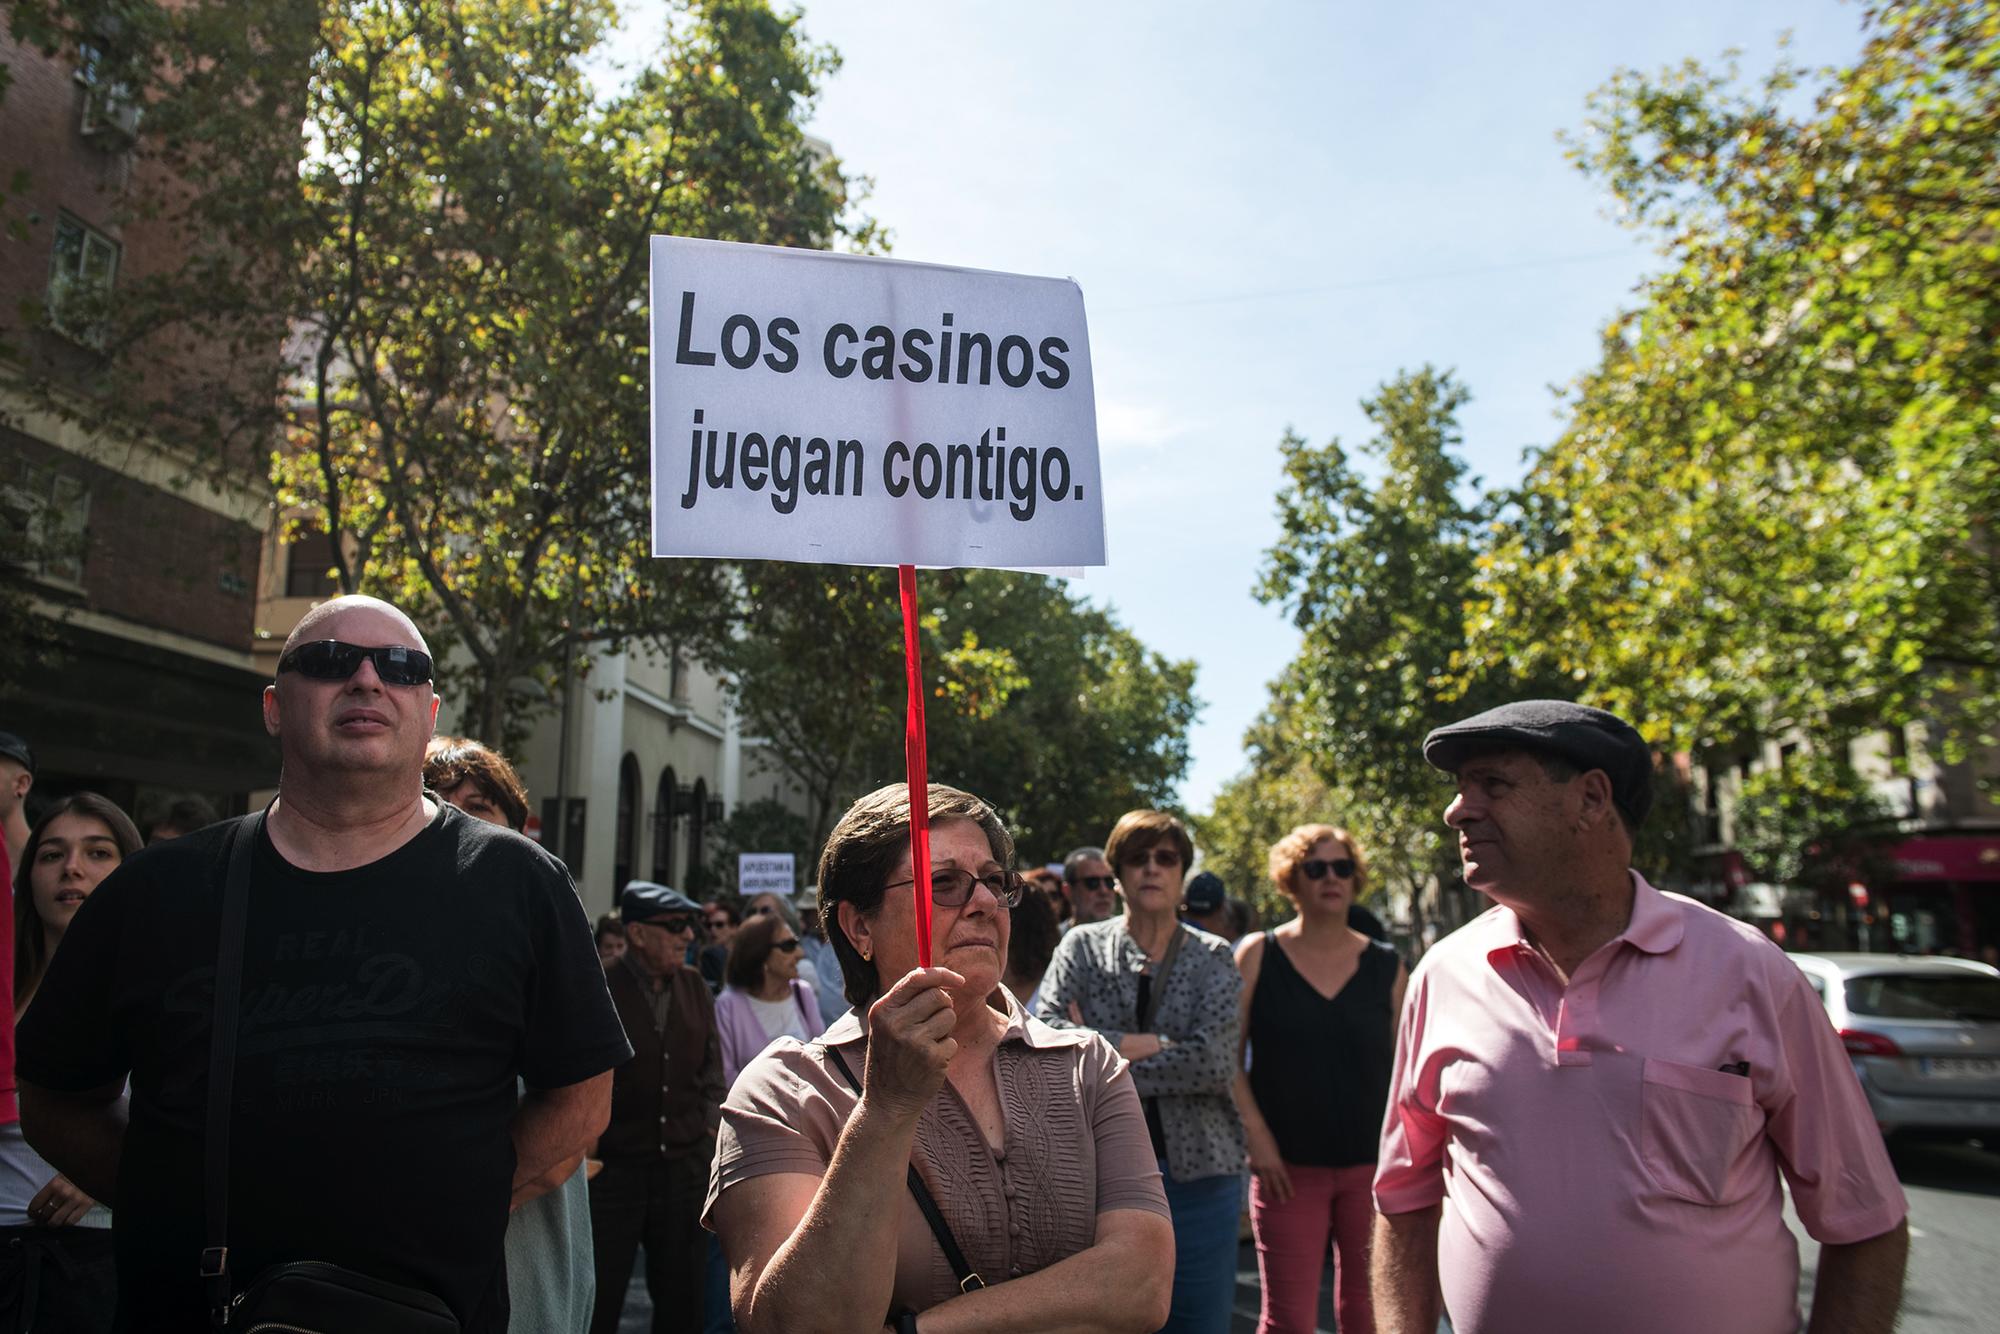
[48,213,120,346]
[76,41,141,146]
[284,538,341,598]
[0,460,90,589]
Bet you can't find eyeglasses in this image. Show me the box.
[1302,857,1357,881]
[653,917,699,935]
[1072,875,1116,893]
[1120,848,1183,870]
[277,640,434,687]
[773,938,802,953]
[705,917,731,929]
[884,868,1025,909]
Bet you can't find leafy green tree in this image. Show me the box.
[1190,698,1340,925]
[699,566,1199,859]
[692,563,1022,852]
[2,0,875,747]
[1732,748,1892,889]
[1469,0,2000,764]
[925,571,1199,860]
[701,796,814,896]
[1250,368,1555,940]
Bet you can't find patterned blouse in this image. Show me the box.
[703,991,1169,1314]
[1032,918,1247,1183]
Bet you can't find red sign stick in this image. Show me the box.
[897,564,933,967]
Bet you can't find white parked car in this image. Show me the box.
[1789,952,2000,1137]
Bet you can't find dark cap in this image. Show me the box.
[1422,700,1653,827]
[0,732,32,775]
[620,880,702,925]
[1183,870,1226,914]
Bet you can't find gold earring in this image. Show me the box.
[859,946,872,961]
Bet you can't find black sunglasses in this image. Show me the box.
[278,640,434,687]
[1072,874,1117,893]
[652,916,699,935]
[1302,857,1357,881]
[773,938,802,953]
[1121,847,1183,870]
[884,868,1025,909]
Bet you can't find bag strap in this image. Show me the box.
[1136,923,1186,1032]
[203,810,262,1325]
[823,1044,986,1294]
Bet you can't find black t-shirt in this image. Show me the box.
[16,803,633,1333]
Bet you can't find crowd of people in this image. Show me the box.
[0,600,1913,1334]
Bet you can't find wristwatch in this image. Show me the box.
[897,1313,920,1333]
[1157,1033,1175,1052]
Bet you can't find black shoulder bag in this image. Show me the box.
[202,811,461,1333]
[822,1044,986,1297]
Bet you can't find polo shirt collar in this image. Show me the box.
[1482,869,1684,963]
[1617,871,1683,953]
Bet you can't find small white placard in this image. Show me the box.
[738,852,797,897]
[650,236,1104,569]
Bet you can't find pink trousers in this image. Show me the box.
[1250,1162,1377,1334]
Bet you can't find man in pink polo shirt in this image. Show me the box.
[1371,701,1908,1334]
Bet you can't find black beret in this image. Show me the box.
[619,880,701,924]
[1182,870,1226,913]
[1422,700,1653,827]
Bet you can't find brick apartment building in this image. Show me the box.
[1,20,280,828]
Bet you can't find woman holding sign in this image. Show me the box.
[704,783,1173,1334]
[1033,810,1249,1334]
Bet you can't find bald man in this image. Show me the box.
[16,596,632,1332]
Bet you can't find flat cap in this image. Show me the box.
[620,880,701,924]
[1423,700,1653,827]
[0,731,33,774]
[1183,870,1226,914]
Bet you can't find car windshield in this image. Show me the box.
[1844,972,2000,1022]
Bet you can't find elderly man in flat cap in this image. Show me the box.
[1370,701,1909,1334]
[589,881,725,1334]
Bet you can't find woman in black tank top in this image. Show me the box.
[1233,824,1407,1334]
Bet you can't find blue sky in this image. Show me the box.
[620,0,1868,813]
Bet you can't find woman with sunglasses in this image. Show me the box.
[1034,809,1246,1334]
[4,793,141,1333]
[1234,825,1406,1334]
[706,783,1172,1333]
[714,913,826,1087]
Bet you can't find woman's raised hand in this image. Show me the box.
[862,966,965,1116]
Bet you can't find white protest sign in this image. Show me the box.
[650,236,1104,569]
[738,852,797,897]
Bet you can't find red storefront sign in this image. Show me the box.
[1887,835,2000,883]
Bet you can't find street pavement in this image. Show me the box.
[1810,1135,2000,1334]
[618,1135,2000,1332]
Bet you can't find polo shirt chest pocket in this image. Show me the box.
[1638,1057,1763,1206]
